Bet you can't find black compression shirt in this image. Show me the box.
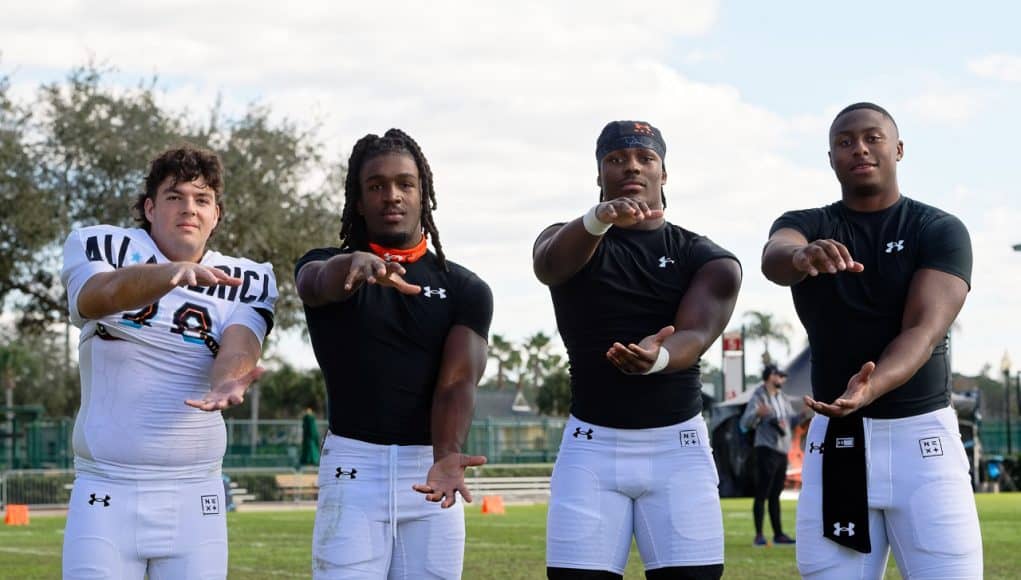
[296,248,493,445]
[770,196,972,419]
[549,222,738,428]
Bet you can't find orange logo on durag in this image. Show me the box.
[633,123,653,136]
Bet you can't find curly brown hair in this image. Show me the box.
[133,144,225,232]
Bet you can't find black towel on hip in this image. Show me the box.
[822,414,871,553]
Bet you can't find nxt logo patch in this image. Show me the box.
[835,437,855,449]
[808,441,825,454]
[885,240,905,253]
[201,495,220,515]
[833,522,855,537]
[335,467,358,479]
[572,427,593,440]
[633,123,654,136]
[919,437,943,458]
[658,256,675,268]
[422,286,447,299]
[679,430,700,447]
[88,493,111,507]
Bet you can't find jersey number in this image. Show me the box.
[119,301,219,355]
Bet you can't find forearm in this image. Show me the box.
[533,219,603,286]
[297,254,358,307]
[430,382,476,461]
[78,264,180,319]
[739,404,760,431]
[661,329,714,373]
[761,241,807,286]
[209,326,262,386]
[869,326,944,401]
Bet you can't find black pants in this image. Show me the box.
[753,446,788,536]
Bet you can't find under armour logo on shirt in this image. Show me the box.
[88,493,111,507]
[833,522,856,536]
[572,427,593,439]
[808,441,825,454]
[658,256,675,268]
[885,240,905,253]
[201,495,220,515]
[422,286,447,299]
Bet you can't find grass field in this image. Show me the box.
[2,495,1018,578]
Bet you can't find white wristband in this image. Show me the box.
[582,205,612,236]
[643,346,670,375]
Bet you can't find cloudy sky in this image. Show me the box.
[4,1,1019,377]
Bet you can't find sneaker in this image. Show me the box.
[773,533,796,545]
[753,535,768,547]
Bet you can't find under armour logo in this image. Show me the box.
[835,437,855,449]
[809,442,825,454]
[679,430,700,447]
[919,437,944,458]
[885,240,905,253]
[833,522,855,536]
[422,286,447,299]
[572,427,593,440]
[88,493,111,507]
[658,256,675,268]
[633,122,654,136]
[335,467,358,479]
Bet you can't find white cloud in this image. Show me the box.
[904,91,983,124]
[2,1,1016,378]
[968,53,1021,83]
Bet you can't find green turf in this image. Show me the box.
[2,495,1017,578]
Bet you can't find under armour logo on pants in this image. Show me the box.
[88,493,111,507]
[572,427,593,439]
[833,522,856,536]
[335,467,358,479]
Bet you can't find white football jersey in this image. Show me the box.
[61,225,278,480]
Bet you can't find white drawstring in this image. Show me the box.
[389,445,398,540]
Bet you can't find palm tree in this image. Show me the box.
[523,331,553,390]
[743,311,792,365]
[488,334,517,390]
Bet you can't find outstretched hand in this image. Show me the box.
[792,239,865,277]
[803,361,876,418]
[345,252,421,295]
[412,452,488,508]
[169,263,243,288]
[606,325,674,375]
[186,367,265,411]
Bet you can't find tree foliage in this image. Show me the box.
[1,64,342,334]
[743,310,792,365]
[484,332,571,416]
[223,363,327,420]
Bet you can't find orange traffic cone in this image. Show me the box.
[4,504,30,526]
[480,495,506,515]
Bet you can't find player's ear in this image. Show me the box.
[896,140,904,162]
[144,197,155,223]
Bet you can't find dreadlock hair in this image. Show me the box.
[339,129,447,269]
